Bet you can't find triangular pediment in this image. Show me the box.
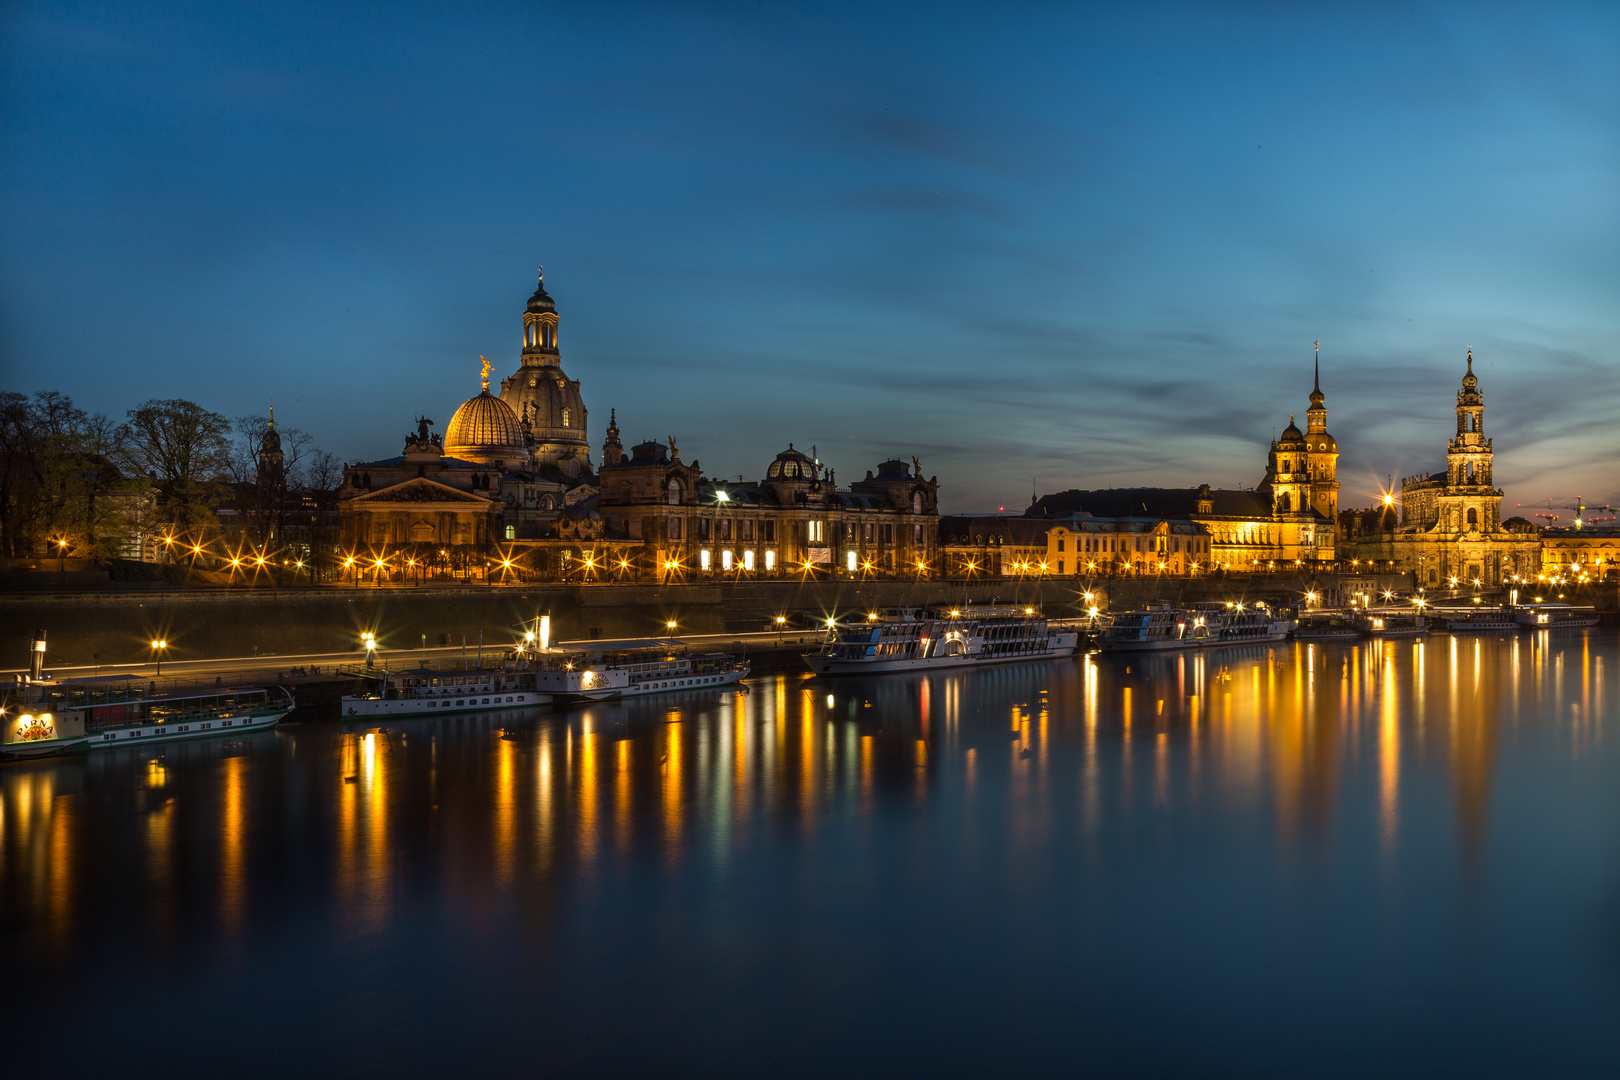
[349,477,494,505]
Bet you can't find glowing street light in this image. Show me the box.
[150,638,168,675]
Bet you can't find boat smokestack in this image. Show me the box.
[29,629,46,680]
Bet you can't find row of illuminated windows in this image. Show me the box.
[693,549,776,572]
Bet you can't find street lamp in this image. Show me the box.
[775,614,786,643]
[150,638,168,675]
[361,631,377,669]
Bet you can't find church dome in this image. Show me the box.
[1278,415,1305,445]
[499,368,589,453]
[445,390,528,466]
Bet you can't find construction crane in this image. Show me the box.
[1517,497,1617,529]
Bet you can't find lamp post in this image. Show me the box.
[362,631,376,669]
[150,638,167,676]
[775,614,786,644]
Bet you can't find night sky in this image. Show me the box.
[3,2,1616,514]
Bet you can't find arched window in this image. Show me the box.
[1467,507,1478,526]
[561,407,571,428]
[667,480,681,506]
[912,492,923,514]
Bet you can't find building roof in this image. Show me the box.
[1027,487,1271,520]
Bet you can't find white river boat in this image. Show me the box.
[805,608,1078,675]
[1513,602,1600,629]
[4,674,292,760]
[1433,606,1518,632]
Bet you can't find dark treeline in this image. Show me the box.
[0,391,341,563]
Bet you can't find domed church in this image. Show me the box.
[338,271,601,560]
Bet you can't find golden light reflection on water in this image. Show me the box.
[220,754,246,933]
[3,632,1619,945]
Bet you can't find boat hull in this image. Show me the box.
[88,708,290,746]
[343,693,550,718]
[0,736,92,760]
[806,645,1077,675]
[553,666,749,702]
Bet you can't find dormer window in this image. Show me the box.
[561,407,571,428]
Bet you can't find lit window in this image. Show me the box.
[743,550,755,571]
[764,549,776,571]
[846,550,857,572]
[700,549,712,571]
[722,549,734,571]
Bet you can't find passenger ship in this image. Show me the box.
[3,674,292,761]
[1103,603,1291,652]
[341,639,749,716]
[342,665,552,718]
[1513,602,1600,629]
[1433,606,1518,632]
[540,639,750,702]
[1293,611,1363,641]
[805,608,1079,675]
[1353,609,1429,637]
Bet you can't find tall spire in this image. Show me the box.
[1313,341,1320,393]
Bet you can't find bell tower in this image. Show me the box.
[1441,349,1498,532]
[1303,345,1339,529]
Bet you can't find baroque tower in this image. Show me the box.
[1302,349,1339,558]
[601,407,625,466]
[498,268,592,478]
[1439,349,1499,532]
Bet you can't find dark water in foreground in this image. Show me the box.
[6,632,1620,1077]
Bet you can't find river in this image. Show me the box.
[5,630,1618,1076]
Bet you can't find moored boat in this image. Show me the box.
[1354,609,1428,637]
[342,664,552,717]
[806,607,1078,674]
[1432,606,1518,632]
[5,674,292,759]
[1513,602,1600,629]
[1102,604,1203,651]
[1293,611,1362,641]
[540,639,750,701]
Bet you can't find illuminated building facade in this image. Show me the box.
[1538,527,1620,583]
[1027,363,1340,572]
[589,438,940,580]
[1357,351,1541,587]
[937,514,1211,577]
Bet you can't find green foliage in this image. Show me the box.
[118,398,234,531]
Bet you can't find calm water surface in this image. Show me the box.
[6,632,1620,1077]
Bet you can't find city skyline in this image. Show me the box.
[3,2,1616,514]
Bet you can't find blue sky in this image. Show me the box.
[3,1,1616,514]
